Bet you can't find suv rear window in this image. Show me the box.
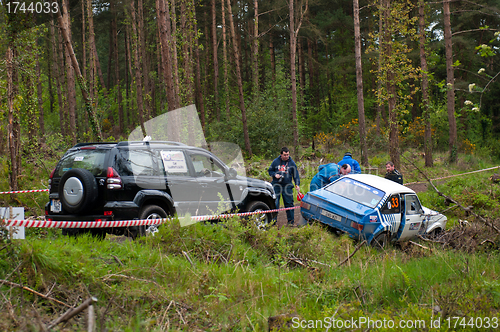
[57,150,107,176]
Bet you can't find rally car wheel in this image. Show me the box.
[371,232,389,250]
[59,168,98,214]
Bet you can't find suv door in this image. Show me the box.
[159,149,203,216]
[187,152,234,215]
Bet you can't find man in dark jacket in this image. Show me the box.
[268,147,300,225]
[337,152,361,174]
[385,161,403,184]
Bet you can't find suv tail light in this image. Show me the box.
[48,168,56,189]
[106,167,123,189]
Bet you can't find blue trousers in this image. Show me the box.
[273,183,295,223]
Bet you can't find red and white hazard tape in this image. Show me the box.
[0,189,49,195]
[2,206,300,228]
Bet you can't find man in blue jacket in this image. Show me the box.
[309,163,351,192]
[337,152,361,174]
[268,147,300,225]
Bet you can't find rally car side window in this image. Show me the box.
[381,194,401,214]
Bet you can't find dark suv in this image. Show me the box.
[45,141,276,238]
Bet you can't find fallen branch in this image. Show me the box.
[0,279,71,308]
[338,240,367,267]
[402,155,500,234]
[409,240,431,251]
[47,296,98,330]
[101,274,160,285]
[480,239,495,246]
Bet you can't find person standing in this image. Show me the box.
[268,147,300,225]
[309,163,351,192]
[337,152,361,174]
[385,161,403,184]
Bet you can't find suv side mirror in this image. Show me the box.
[228,168,238,179]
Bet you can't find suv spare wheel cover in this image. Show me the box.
[58,168,98,213]
[63,177,84,205]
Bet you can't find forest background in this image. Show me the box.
[1,0,500,192]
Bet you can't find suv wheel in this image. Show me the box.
[139,205,168,236]
[245,201,274,230]
[59,168,98,214]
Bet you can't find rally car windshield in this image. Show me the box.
[325,177,386,208]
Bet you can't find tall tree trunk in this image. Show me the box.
[111,0,123,134]
[289,0,308,157]
[7,46,19,191]
[194,15,206,132]
[125,28,131,127]
[353,0,368,167]
[61,0,77,144]
[298,38,305,104]
[138,0,150,118]
[270,31,276,86]
[156,0,178,110]
[82,0,86,83]
[227,0,252,156]
[170,0,181,107]
[252,0,259,96]
[58,0,103,140]
[129,0,147,136]
[36,48,45,145]
[419,0,433,167]
[212,0,220,119]
[307,38,314,107]
[443,0,457,162]
[222,0,230,119]
[383,0,400,169]
[52,19,67,137]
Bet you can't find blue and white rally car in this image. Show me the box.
[300,174,447,247]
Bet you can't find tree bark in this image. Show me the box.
[353,0,368,167]
[212,0,220,118]
[227,0,252,156]
[129,0,147,136]
[61,0,77,144]
[7,46,19,191]
[443,0,457,162]
[419,0,433,167]
[111,0,123,134]
[156,0,178,110]
[57,0,102,140]
[383,0,400,169]
[252,0,259,96]
[222,0,230,119]
[35,44,45,145]
[51,18,66,138]
[289,0,308,157]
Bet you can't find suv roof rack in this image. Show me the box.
[116,141,187,147]
[72,142,117,148]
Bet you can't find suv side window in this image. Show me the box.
[189,154,225,177]
[114,149,160,176]
[381,194,401,214]
[160,150,189,176]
